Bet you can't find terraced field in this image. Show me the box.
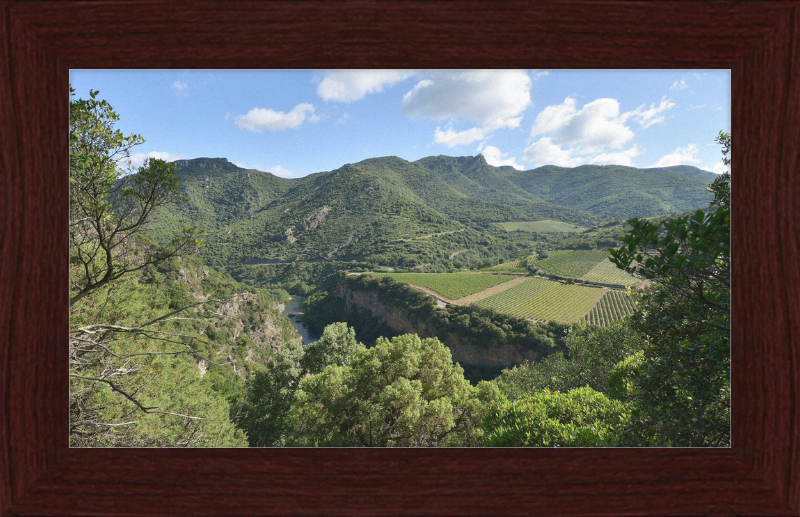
[369,272,515,299]
[584,289,638,326]
[581,258,639,286]
[475,278,605,323]
[533,250,609,278]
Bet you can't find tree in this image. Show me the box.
[284,334,499,447]
[606,131,731,446]
[494,321,645,401]
[482,387,630,447]
[237,322,365,446]
[68,88,243,446]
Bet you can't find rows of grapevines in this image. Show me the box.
[369,272,515,299]
[581,258,639,286]
[476,278,604,323]
[532,250,608,278]
[584,290,638,326]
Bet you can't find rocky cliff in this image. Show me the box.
[336,280,544,369]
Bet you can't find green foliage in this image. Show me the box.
[369,272,516,300]
[607,351,644,402]
[236,338,305,447]
[300,322,365,375]
[498,220,584,233]
[580,258,640,286]
[606,132,731,446]
[494,321,645,400]
[482,387,631,447]
[284,334,500,447]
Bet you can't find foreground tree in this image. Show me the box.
[68,88,244,446]
[284,334,499,447]
[483,387,630,447]
[607,131,731,446]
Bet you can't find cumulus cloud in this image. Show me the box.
[235,103,318,132]
[266,165,301,178]
[532,70,549,80]
[482,146,524,170]
[171,80,189,97]
[530,97,635,152]
[433,126,485,148]
[650,144,702,167]
[523,137,585,167]
[703,161,730,175]
[401,70,532,130]
[124,151,185,170]
[317,70,416,102]
[587,145,642,166]
[670,78,688,90]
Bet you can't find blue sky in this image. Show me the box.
[70,69,731,178]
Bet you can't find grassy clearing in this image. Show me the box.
[475,278,605,323]
[584,290,638,326]
[498,220,584,233]
[581,258,639,286]
[533,250,608,278]
[369,272,515,300]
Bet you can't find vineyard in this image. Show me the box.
[584,289,638,326]
[581,258,639,286]
[369,272,515,299]
[532,250,609,278]
[475,278,605,323]
[498,220,584,233]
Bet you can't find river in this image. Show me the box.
[280,295,320,345]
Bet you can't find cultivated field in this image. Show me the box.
[532,250,609,278]
[584,289,638,326]
[581,258,639,286]
[498,220,584,233]
[475,278,605,324]
[369,272,515,299]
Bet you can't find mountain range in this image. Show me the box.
[147,155,716,268]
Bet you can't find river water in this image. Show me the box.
[280,295,320,345]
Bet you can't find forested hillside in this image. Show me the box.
[146,155,715,269]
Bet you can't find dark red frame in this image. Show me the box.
[1,1,798,515]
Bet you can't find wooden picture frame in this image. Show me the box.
[1,1,798,514]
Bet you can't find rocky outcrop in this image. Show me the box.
[336,280,543,369]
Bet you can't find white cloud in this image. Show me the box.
[235,103,318,132]
[670,78,688,90]
[530,97,635,152]
[587,145,642,166]
[703,161,730,175]
[335,112,350,125]
[317,70,416,102]
[650,144,702,167]
[433,126,485,148]
[532,70,549,80]
[266,165,301,178]
[523,137,585,167]
[125,151,186,170]
[171,80,189,97]
[687,104,706,111]
[626,96,676,128]
[482,146,524,170]
[401,70,532,130]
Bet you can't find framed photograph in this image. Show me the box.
[2,1,798,514]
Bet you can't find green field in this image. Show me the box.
[533,250,609,278]
[498,220,585,233]
[584,289,638,326]
[475,278,605,323]
[581,258,639,286]
[369,272,515,299]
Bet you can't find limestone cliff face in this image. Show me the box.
[336,281,541,369]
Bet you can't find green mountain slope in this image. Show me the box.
[147,155,716,268]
